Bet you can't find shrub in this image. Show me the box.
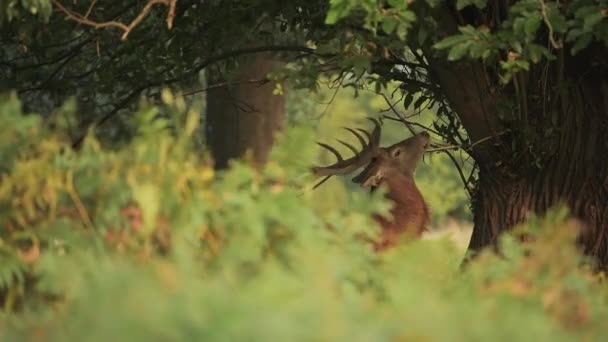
[0,92,606,341]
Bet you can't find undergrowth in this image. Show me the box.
[0,92,606,341]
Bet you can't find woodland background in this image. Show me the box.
[1,0,608,340]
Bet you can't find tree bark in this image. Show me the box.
[425,39,608,267]
[470,160,608,264]
[205,53,285,169]
[466,72,608,268]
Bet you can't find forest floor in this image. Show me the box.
[423,219,473,251]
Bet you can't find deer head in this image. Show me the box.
[312,119,430,189]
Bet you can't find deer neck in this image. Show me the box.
[381,172,421,202]
[375,171,429,237]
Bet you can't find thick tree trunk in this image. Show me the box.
[424,34,608,267]
[470,163,608,263]
[465,75,608,268]
[205,53,285,169]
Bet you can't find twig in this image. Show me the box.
[443,150,474,196]
[52,0,177,41]
[425,144,460,153]
[166,0,176,29]
[320,74,345,117]
[538,0,563,49]
[425,129,509,153]
[84,0,98,19]
[469,129,509,149]
[71,45,319,145]
[377,92,416,134]
[182,78,270,97]
[382,115,445,137]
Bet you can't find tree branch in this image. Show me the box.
[52,0,177,41]
[182,78,270,97]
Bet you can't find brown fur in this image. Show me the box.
[352,132,431,251]
[313,125,430,252]
[371,172,430,251]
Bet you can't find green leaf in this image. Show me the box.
[468,42,488,58]
[418,28,429,45]
[511,41,523,54]
[456,0,487,10]
[571,33,593,55]
[382,17,398,34]
[325,8,340,25]
[447,42,471,61]
[433,34,468,50]
[524,16,541,39]
[513,17,526,36]
[413,96,427,110]
[583,12,606,30]
[402,10,416,22]
[325,0,348,25]
[403,93,415,110]
[547,6,569,33]
[349,55,371,73]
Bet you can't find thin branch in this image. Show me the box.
[320,74,345,118]
[443,150,474,196]
[365,86,450,138]
[71,85,146,148]
[424,144,460,153]
[370,89,416,134]
[382,115,445,137]
[16,38,92,71]
[84,0,98,19]
[52,0,177,41]
[425,129,509,153]
[17,40,90,94]
[71,45,320,147]
[182,78,270,97]
[166,0,176,29]
[468,129,508,149]
[538,0,563,49]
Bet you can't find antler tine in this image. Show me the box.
[316,142,344,162]
[344,127,367,149]
[367,117,384,128]
[353,118,381,147]
[337,139,360,155]
[312,117,383,178]
[355,128,372,143]
[368,118,382,149]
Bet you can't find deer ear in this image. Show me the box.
[391,148,402,158]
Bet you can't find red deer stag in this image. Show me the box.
[312,119,430,251]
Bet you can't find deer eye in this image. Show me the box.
[392,149,401,158]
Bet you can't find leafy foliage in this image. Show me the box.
[0,0,52,25]
[329,0,608,83]
[0,94,607,340]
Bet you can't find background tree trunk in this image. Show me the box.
[205,53,285,169]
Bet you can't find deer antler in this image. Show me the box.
[311,118,382,189]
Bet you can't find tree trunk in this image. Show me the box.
[205,53,285,169]
[426,42,608,268]
[465,73,608,268]
[470,163,608,262]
